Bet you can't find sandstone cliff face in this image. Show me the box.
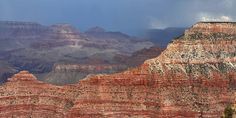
[0,22,235,118]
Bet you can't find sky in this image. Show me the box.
[0,0,235,35]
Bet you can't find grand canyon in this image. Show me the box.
[0,21,162,85]
[0,22,235,117]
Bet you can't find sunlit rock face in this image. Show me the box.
[0,22,235,118]
[146,22,236,79]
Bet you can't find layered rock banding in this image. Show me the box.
[0,22,235,117]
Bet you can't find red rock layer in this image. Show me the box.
[68,65,235,118]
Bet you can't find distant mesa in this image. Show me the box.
[8,70,37,82]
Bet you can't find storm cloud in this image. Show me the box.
[0,0,235,35]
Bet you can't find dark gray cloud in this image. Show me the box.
[0,0,235,35]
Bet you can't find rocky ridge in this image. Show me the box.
[0,22,235,117]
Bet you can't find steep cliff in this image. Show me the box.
[0,22,235,118]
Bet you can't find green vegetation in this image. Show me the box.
[222,104,235,118]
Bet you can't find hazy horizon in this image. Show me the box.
[0,0,235,35]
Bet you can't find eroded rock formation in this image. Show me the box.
[0,22,235,118]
